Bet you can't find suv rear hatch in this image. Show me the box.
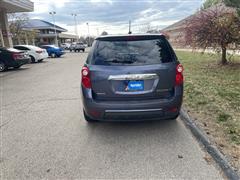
[87,35,178,101]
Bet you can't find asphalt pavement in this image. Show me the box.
[0,49,223,179]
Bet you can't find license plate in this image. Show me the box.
[127,81,144,91]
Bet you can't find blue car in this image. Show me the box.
[40,45,65,58]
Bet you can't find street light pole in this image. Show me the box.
[128,20,132,34]
[71,13,78,42]
[49,11,58,46]
[86,22,90,46]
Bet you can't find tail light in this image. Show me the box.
[36,50,42,53]
[12,53,23,60]
[81,66,91,88]
[175,64,184,86]
[167,107,178,112]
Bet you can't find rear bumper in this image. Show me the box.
[81,86,183,121]
[14,58,30,66]
[57,51,65,56]
[37,53,48,60]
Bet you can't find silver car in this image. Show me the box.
[81,34,184,122]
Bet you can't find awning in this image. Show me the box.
[0,0,34,13]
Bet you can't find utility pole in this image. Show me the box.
[128,20,132,34]
[49,11,58,46]
[71,13,78,42]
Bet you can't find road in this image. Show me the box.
[0,49,222,179]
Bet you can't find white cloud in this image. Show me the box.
[32,1,50,13]
[64,21,129,37]
[90,0,113,5]
[32,0,70,13]
[29,0,203,36]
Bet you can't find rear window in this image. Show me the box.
[7,48,22,53]
[14,46,30,51]
[89,37,174,66]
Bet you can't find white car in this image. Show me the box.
[13,45,49,63]
[60,43,71,50]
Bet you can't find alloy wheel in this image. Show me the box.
[0,62,5,72]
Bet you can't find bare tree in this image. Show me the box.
[202,0,240,15]
[185,4,240,64]
[8,13,37,45]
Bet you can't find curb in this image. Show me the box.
[180,108,239,180]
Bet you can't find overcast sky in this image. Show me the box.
[29,0,204,36]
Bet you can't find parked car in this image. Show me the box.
[14,45,48,63]
[0,47,30,72]
[69,42,85,52]
[69,43,76,52]
[74,42,85,52]
[81,34,184,122]
[60,43,71,50]
[40,45,65,58]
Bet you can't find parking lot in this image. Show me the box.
[0,49,222,179]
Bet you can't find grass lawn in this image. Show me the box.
[176,51,240,169]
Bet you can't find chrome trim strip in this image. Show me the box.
[108,74,158,80]
[105,108,162,113]
[96,92,106,95]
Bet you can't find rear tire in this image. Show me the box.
[30,56,36,63]
[83,110,98,123]
[50,53,56,58]
[0,61,6,72]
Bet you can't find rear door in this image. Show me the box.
[87,35,177,101]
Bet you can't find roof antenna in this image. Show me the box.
[128,20,132,34]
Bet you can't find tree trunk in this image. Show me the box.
[221,47,227,65]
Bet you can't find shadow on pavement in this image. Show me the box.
[85,119,181,143]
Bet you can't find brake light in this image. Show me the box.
[81,66,91,88]
[167,107,178,112]
[12,53,22,60]
[175,64,184,86]
[36,50,42,53]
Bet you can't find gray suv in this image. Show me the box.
[69,43,85,52]
[74,43,85,52]
[81,34,183,122]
